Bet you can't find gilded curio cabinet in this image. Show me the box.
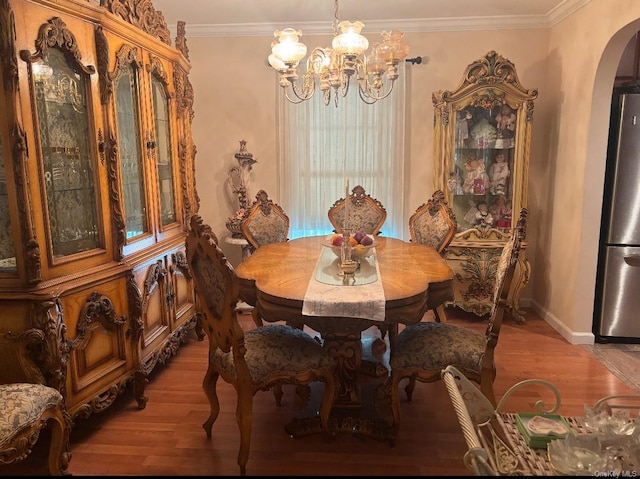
[0,0,199,420]
[432,51,537,322]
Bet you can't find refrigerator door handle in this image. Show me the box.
[624,255,640,267]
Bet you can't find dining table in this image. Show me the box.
[234,234,454,441]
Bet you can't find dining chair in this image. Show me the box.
[408,189,457,323]
[185,215,336,475]
[0,329,71,475]
[241,189,289,253]
[388,208,528,440]
[328,185,387,235]
[240,189,289,328]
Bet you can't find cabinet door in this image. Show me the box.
[145,55,182,241]
[17,14,112,277]
[452,102,516,232]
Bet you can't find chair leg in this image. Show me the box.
[433,305,448,323]
[388,375,402,440]
[47,407,70,475]
[404,377,416,401]
[236,386,254,476]
[202,367,220,438]
[272,384,283,406]
[250,307,263,328]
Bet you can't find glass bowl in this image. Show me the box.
[547,434,608,475]
[323,234,378,261]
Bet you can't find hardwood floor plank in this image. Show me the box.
[5,308,636,476]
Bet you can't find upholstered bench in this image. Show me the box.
[0,330,70,475]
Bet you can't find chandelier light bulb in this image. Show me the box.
[331,21,368,56]
[271,28,307,65]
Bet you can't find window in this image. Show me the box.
[277,69,407,240]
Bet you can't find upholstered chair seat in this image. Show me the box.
[390,323,484,375]
[211,324,334,384]
[0,384,65,456]
[0,329,70,475]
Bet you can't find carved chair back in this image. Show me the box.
[241,190,289,252]
[328,185,387,235]
[409,190,457,254]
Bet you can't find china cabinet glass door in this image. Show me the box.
[115,63,148,239]
[452,101,516,232]
[34,49,100,258]
[151,76,176,227]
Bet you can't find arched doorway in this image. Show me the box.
[578,23,640,341]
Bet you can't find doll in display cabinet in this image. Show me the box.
[462,199,479,230]
[456,109,474,147]
[488,151,510,195]
[490,195,512,231]
[474,200,493,227]
[494,104,516,148]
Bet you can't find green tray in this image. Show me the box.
[515,413,573,448]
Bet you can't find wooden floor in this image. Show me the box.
[7,308,637,476]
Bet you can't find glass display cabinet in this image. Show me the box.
[0,0,198,420]
[432,51,538,322]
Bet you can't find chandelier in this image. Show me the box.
[268,0,410,106]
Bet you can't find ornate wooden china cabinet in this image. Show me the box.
[0,0,198,420]
[432,51,537,322]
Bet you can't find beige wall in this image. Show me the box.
[187,30,550,262]
[183,0,639,342]
[535,0,640,342]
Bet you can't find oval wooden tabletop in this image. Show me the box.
[235,236,454,324]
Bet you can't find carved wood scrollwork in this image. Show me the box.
[140,260,167,318]
[19,17,95,76]
[127,273,143,339]
[101,0,171,46]
[0,0,18,92]
[171,250,190,279]
[14,123,42,283]
[29,299,68,394]
[175,21,189,60]
[66,293,127,350]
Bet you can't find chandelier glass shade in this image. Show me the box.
[268,0,410,106]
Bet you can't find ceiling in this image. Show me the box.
[151,0,590,37]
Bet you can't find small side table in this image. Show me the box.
[224,236,253,313]
[224,235,252,261]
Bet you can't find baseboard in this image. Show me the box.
[528,298,595,345]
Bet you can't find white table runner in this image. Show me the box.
[302,247,386,321]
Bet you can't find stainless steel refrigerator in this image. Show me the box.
[594,84,640,342]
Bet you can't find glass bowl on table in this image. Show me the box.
[323,232,378,262]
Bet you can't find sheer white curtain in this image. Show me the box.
[277,67,407,240]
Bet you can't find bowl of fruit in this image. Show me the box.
[323,231,378,261]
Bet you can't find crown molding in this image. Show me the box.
[170,0,591,38]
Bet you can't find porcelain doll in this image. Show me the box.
[491,196,512,230]
[489,152,510,194]
[474,200,493,227]
[495,104,516,138]
[463,200,478,229]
